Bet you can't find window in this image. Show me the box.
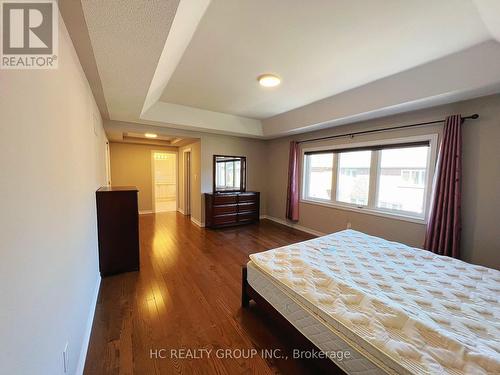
[337,150,371,206]
[302,135,436,221]
[377,146,428,215]
[215,158,241,190]
[304,153,333,200]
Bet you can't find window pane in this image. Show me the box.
[234,161,241,188]
[216,163,226,188]
[377,146,428,214]
[306,154,333,200]
[337,151,371,205]
[225,162,234,188]
[216,160,241,190]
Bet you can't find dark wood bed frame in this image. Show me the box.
[241,266,345,374]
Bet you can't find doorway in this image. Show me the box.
[183,149,191,216]
[152,151,177,213]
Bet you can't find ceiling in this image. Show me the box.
[65,0,500,139]
[160,0,489,119]
[106,129,197,147]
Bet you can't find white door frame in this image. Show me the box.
[151,150,178,213]
[105,141,111,185]
[182,148,192,216]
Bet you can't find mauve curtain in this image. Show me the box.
[286,141,300,221]
[424,114,463,258]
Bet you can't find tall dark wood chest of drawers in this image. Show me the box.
[96,186,140,277]
[205,192,260,228]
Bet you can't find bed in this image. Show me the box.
[242,229,500,374]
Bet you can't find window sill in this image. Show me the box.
[300,198,427,225]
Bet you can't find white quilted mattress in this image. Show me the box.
[249,229,500,375]
[247,261,394,374]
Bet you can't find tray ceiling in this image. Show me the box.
[66,0,500,138]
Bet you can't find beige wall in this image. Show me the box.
[108,131,267,225]
[105,95,499,270]
[0,16,107,375]
[265,94,500,269]
[109,143,177,212]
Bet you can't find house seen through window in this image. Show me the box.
[302,137,435,220]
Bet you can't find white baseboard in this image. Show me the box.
[190,217,205,227]
[139,210,153,215]
[177,208,185,215]
[260,215,326,237]
[75,275,101,375]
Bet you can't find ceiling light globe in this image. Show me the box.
[258,74,281,87]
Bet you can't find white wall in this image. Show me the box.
[0,14,107,375]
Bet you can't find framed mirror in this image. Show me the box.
[213,155,246,193]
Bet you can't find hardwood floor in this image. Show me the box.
[84,212,331,375]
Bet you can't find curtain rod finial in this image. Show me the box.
[471,114,479,119]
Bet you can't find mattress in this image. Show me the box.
[249,229,500,375]
[248,261,396,374]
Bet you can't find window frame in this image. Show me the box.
[213,155,247,193]
[335,149,372,207]
[303,152,334,202]
[300,134,438,224]
[216,159,241,190]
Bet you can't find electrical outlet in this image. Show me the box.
[62,342,69,373]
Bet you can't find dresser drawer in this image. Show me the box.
[213,194,237,205]
[213,213,238,225]
[238,211,258,223]
[213,204,237,216]
[238,202,258,212]
[238,193,258,203]
[205,192,260,228]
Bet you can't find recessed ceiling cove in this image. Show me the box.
[160,0,489,119]
[74,0,500,138]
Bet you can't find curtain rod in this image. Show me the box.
[296,114,479,145]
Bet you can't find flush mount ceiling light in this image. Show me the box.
[257,74,281,87]
[145,133,158,138]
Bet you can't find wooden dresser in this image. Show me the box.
[96,186,140,277]
[205,192,260,228]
